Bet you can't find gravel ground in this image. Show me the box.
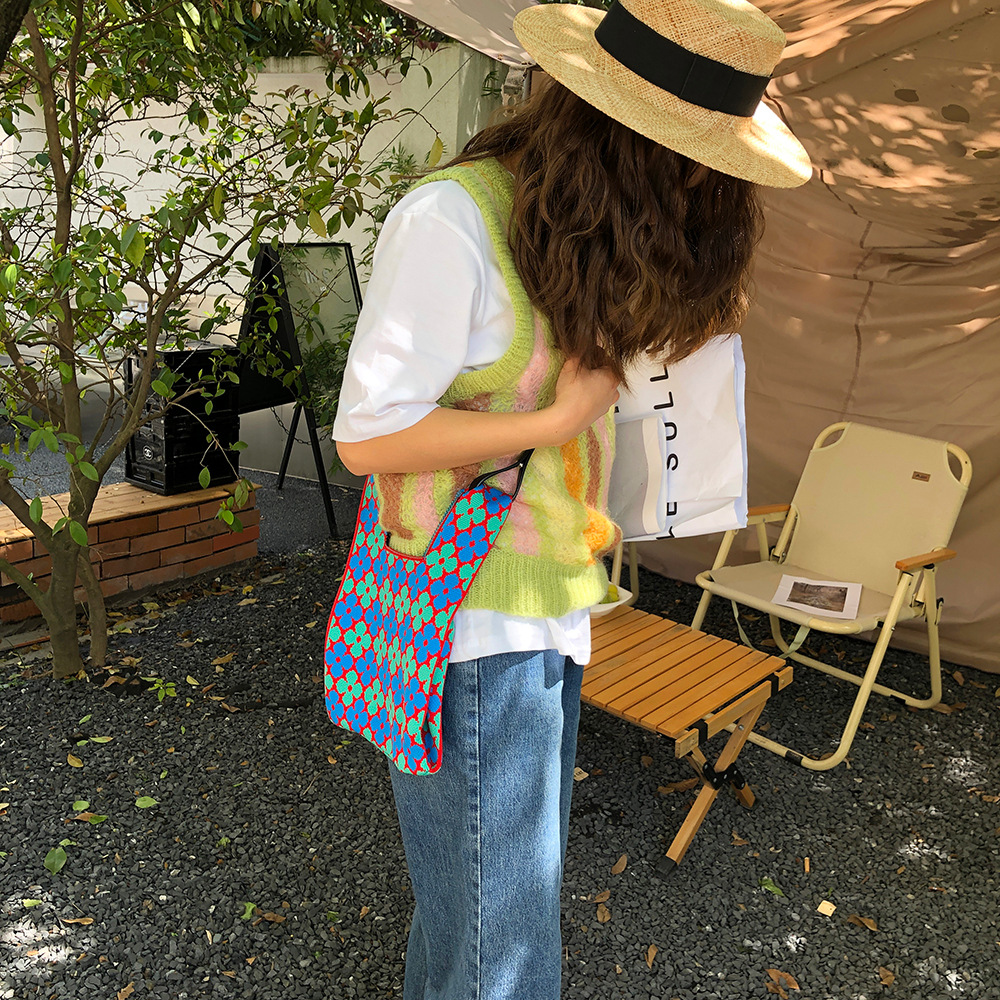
[1,533,998,1000]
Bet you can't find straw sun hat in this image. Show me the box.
[513,0,812,187]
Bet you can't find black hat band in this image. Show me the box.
[594,2,772,118]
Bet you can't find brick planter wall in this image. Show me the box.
[0,482,259,625]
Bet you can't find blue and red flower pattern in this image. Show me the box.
[324,478,511,775]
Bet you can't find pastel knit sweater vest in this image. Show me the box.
[373,157,621,618]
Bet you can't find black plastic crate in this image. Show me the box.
[126,347,240,421]
[125,426,240,494]
[125,347,241,495]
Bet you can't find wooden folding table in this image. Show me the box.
[583,605,793,872]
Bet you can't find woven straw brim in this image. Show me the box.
[513,4,812,188]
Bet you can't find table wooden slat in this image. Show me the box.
[591,615,689,660]
[582,612,788,744]
[590,609,661,652]
[639,649,776,733]
[588,634,729,709]
[582,624,700,692]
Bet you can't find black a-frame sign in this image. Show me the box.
[236,242,362,537]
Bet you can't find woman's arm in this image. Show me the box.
[336,359,619,475]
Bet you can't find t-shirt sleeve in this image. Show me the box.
[332,182,486,443]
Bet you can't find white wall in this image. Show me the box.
[2,43,503,488]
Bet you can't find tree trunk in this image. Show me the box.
[0,0,30,70]
[77,551,107,668]
[46,545,84,679]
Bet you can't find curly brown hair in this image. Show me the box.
[449,80,764,385]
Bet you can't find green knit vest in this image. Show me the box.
[373,157,620,618]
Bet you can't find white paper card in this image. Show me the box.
[772,575,863,620]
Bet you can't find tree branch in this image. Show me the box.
[0,555,46,613]
[22,11,67,196]
[0,470,54,551]
[0,0,31,71]
[76,551,106,667]
[64,0,85,186]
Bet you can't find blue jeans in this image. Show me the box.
[389,649,584,1000]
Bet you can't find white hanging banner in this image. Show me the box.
[381,0,538,67]
[609,335,748,541]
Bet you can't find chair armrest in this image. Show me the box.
[747,503,790,524]
[895,549,957,572]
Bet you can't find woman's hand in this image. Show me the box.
[545,358,620,444]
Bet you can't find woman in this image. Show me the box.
[332,2,811,997]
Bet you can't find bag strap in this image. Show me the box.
[384,450,533,554]
[423,449,533,557]
[467,449,533,496]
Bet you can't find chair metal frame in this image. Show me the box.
[689,422,972,771]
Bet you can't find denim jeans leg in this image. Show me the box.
[389,649,581,1000]
[559,658,584,871]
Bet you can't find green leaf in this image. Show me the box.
[124,232,146,268]
[120,221,139,255]
[135,796,157,809]
[44,846,67,876]
[308,209,326,239]
[90,736,113,744]
[1,263,16,290]
[69,521,89,547]
[78,461,99,481]
[23,899,43,908]
[106,0,128,17]
[204,399,213,416]
[88,814,108,824]
[150,379,172,398]
[220,508,234,526]
[28,497,42,523]
[198,467,211,489]
[212,186,224,220]
[759,877,785,897]
[72,800,90,812]
[40,429,59,453]
[316,0,335,25]
[239,901,257,920]
[427,136,444,168]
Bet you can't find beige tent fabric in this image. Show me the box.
[640,0,1000,672]
[380,0,999,667]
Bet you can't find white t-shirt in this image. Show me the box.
[333,180,591,665]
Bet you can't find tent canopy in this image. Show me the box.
[383,0,1000,671]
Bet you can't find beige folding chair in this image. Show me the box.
[690,421,972,771]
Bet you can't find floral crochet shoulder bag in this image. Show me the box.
[323,450,533,775]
